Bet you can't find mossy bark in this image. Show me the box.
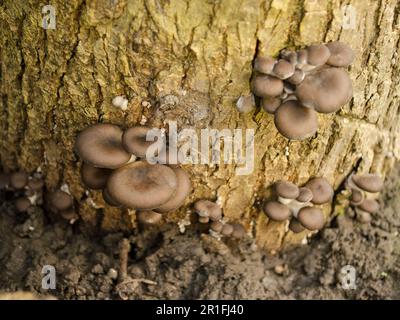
[1,0,399,251]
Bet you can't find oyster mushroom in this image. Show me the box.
[106,161,178,210]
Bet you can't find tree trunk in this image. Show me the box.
[1,0,399,252]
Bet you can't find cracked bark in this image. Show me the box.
[1,0,399,251]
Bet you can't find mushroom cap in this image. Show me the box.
[102,188,121,207]
[295,67,353,113]
[297,206,325,230]
[122,126,158,158]
[60,207,79,221]
[15,197,31,212]
[289,218,305,233]
[358,199,379,214]
[351,174,384,193]
[350,189,364,205]
[210,221,223,233]
[81,162,112,190]
[0,173,10,189]
[107,161,178,210]
[231,223,246,239]
[273,59,295,79]
[297,187,313,203]
[194,200,222,221]
[297,49,308,65]
[287,69,305,85]
[27,177,44,191]
[75,124,131,169]
[280,50,298,65]
[155,167,191,213]
[49,190,73,211]
[355,208,372,223]
[263,201,291,221]
[198,216,210,224]
[254,56,276,74]
[236,94,256,113]
[326,42,355,67]
[261,97,281,114]
[275,181,300,199]
[305,177,333,204]
[10,172,28,189]
[274,100,318,140]
[221,224,234,236]
[136,210,163,225]
[306,44,331,66]
[252,75,284,98]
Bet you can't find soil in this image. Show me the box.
[0,165,399,300]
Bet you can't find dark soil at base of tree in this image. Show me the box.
[1,164,399,300]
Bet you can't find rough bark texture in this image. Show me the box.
[1,0,399,251]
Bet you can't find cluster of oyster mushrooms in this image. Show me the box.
[194,200,246,239]
[75,123,191,222]
[0,170,45,213]
[248,41,354,140]
[0,170,77,222]
[346,173,384,223]
[263,178,334,233]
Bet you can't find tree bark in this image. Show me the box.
[1,0,399,251]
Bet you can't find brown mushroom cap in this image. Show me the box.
[81,162,112,190]
[305,177,333,205]
[194,200,222,221]
[210,221,223,233]
[297,187,313,203]
[326,42,355,67]
[236,94,256,113]
[306,44,331,66]
[275,181,300,200]
[252,75,284,98]
[263,201,291,221]
[274,100,318,140]
[231,223,246,239]
[350,189,364,205]
[122,126,159,158]
[254,56,276,74]
[355,208,372,223]
[297,49,308,65]
[75,124,131,169]
[102,188,121,207]
[27,177,44,191]
[287,69,305,85]
[15,197,31,212]
[261,97,281,114]
[198,216,210,224]
[297,206,325,230]
[295,67,353,113]
[60,207,79,221]
[155,167,191,213]
[221,223,234,236]
[0,173,10,189]
[10,172,28,189]
[136,210,162,225]
[107,161,178,210]
[351,174,384,193]
[358,199,379,214]
[273,59,295,79]
[289,218,305,233]
[49,190,73,211]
